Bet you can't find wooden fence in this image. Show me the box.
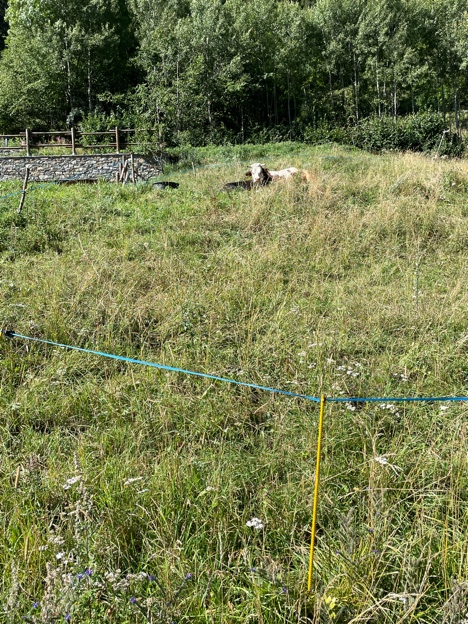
[0,127,157,156]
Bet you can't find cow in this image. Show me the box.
[246,163,299,184]
[223,180,254,191]
[153,181,179,190]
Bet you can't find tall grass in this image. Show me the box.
[0,144,467,622]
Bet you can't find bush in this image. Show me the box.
[303,121,350,145]
[350,113,464,156]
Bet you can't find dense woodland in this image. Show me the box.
[0,0,468,146]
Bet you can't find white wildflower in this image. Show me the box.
[124,477,144,486]
[374,456,389,466]
[345,402,356,412]
[56,552,66,560]
[380,403,398,413]
[374,456,402,476]
[63,475,81,489]
[49,536,64,545]
[199,486,216,496]
[440,405,449,411]
[246,517,264,530]
[387,592,414,608]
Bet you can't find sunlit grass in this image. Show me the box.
[0,144,467,622]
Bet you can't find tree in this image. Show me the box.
[313,0,368,123]
[0,0,7,51]
[133,0,248,144]
[0,24,67,129]
[0,0,138,130]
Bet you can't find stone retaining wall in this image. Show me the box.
[0,154,163,182]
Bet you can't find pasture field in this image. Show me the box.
[0,143,467,623]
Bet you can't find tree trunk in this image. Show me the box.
[383,78,386,116]
[156,101,162,143]
[87,46,92,113]
[176,56,180,137]
[441,82,446,121]
[241,105,244,142]
[353,49,359,122]
[64,34,73,111]
[453,74,459,133]
[207,98,212,130]
[266,85,270,125]
[376,59,381,118]
[273,81,278,125]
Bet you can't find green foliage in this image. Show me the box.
[351,112,464,155]
[0,0,138,130]
[2,0,468,145]
[0,0,7,50]
[0,26,66,130]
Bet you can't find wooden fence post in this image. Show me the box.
[18,166,31,214]
[115,126,120,154]
[71,127,76,155]
[25,128,31,157]
[120,160,129,185]
[130,153,136,183]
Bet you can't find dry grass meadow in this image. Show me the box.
[0,143,467,622]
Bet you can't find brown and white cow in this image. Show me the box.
[246,163,299,185]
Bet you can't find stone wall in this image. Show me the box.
[0,154,163,182]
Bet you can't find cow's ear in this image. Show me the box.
[245,170,252,176]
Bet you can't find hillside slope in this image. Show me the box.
[1,144,467,622]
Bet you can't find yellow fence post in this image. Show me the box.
[308,394,326,591]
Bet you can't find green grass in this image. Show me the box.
[0,143,467,623]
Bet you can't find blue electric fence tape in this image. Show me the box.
[2,330,468,404]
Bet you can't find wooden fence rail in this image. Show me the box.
[0,127,159,156]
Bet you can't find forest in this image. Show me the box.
[0,0,467,146]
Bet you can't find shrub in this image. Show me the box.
[350,113,464,156]
[303,121,350,145]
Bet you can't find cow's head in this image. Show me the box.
[247,163,271,184]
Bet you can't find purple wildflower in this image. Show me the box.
[130,597,137,604]
[185,573,192,580]
[148,574,156,581]
[65,615,71,622]
[282,587,288,594]
[32,602,39,609]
